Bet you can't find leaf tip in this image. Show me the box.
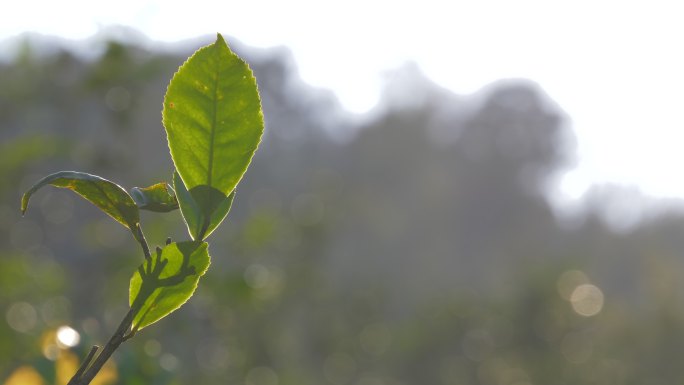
[215,33,228,48]
[20,194,29,216]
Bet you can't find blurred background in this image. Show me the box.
[3,3,684,385]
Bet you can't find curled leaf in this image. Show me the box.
[21,171,139,230]
[130,182,179,212]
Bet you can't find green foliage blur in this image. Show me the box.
[3,33,684,385]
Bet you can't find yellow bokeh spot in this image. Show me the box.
[54,349,118,385]
[3,366,46,385]
[40,329,59,361]
[92,358,118,385]
[56,350,80,385]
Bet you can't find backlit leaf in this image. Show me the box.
[21,171,139,230]
[129,241,210,330]
[163,33,262,237]
[174,171,235,241]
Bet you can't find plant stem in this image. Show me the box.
[67,224,153,385]
[70,345,99,380]
[135,223,152,260]
[67,305,139,385]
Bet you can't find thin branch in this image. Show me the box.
[67,223,153,385]
[67,305,139,385]
[134,223,152,261]
[70,345,99,381]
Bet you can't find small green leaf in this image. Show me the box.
[191,185,236,240]
[21,171,139,230]
[174,171,202,240]
[174,171,235,241]
[130,183,179,212]
[163,33,262,233]
[129,241,210,330]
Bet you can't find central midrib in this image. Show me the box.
[207,43,221,188]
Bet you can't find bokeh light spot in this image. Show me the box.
[144,339,162,357]
[6,302,38,333]
[159,353,179,371]
[570,284,604,317]
[40,330,59,361]
[56,325,80,348]
[244,264,270,289]
[2,365,46,385]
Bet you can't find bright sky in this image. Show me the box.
[2,0,684,201]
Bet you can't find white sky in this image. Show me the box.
[2,0,684,201]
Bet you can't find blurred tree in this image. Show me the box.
[3,32,684,385]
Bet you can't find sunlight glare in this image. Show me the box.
[56,325,80,348]
[4,0,684,196]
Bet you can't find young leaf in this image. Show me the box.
[129,241,210,330]
[191,185,236,240]
[173,171,202,239]
[163,33,262,234]
[21,171,139,230]
[174,171,235,241]
[130,183,179,212]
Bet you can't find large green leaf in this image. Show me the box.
[174,171,235,241]
[130,182,179,212]
[129,241,210,330]
[163,33,262,236]
[21,171,139,230]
